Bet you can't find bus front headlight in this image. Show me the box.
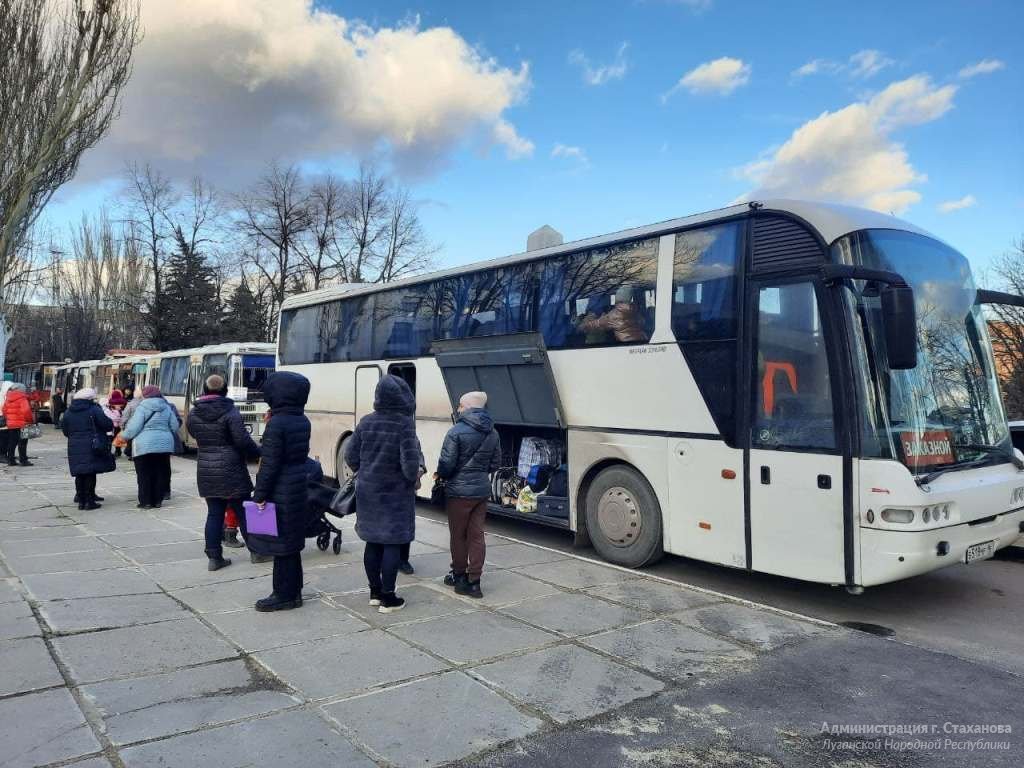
[881,508,915,524]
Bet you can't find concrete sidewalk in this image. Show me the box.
[2,432,1017,768]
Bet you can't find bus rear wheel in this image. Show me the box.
[584,465,663,569]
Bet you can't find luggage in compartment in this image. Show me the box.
[537,495,569,518]
[517,436,562,479]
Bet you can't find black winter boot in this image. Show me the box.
[250,552,273,564]
[205,548,231,571]
[222,528,244,548]
[455,578,483,599]
[378,592,406,613]
[255,593,303,612]
[443,570,465,588]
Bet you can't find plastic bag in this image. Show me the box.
[515,486,538,514]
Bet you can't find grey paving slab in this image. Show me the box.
[473,644,665,724]
[257,629,449,700]
[119,708,375,768]
[409,539,446,556]
[21,567,161,600]
[142,557,268,589]
[82,659,299,746]
[0,597,41,640]
[414,521,456,547]
[404,550,458,579]
[37,592,187,633]
[0,688,101,766]
[5,547,128,575]
[0,578,24,603]
[0,534,106,557]
[0,504,66,523]
[172,576,319,613]
[53,616,238,684]
[515,558,640,590]
[304,562,375,594]
[100,528,202,548]
[389,609,557,664]
[673,601,834,651]
[500,592,645,637]
[582,619,754,682]
[64,758,112,768]
[333,584,476,627]
[0,523,89,540]
[323,671,542,767]
[465,568,563,607]
[78,513,182,534]
[0,636,64,696]
[584,578,724,615]
[486,541,572,569]
[205,599,369,651]
[117,540,208,564]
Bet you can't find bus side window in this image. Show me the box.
[387,363,416,395]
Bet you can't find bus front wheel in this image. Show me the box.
[336,436,355,483]
[584,465,663,569]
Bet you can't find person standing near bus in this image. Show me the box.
[436,391,502,599]
[51,387,66,430]
[249,372,312,612]
[120,386,179,509]
[0,380,12,463]
[187,374,262,572]
[345,374,424,614]
[61,389,115,510]
[3,383,35,466]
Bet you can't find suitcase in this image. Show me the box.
[537,495,569,518]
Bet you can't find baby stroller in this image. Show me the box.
[305,458,350,555]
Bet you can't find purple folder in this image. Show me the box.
[243,501,278,536]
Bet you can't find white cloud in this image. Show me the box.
[664,57,750,100]
[792,58,839,78]
[848,49,894,79]
[551,143,590,169]
[737,75,957,214]
[77,0,532,186]
[958,59,1005,79]
[938,194,977,213]
[569,43,629,86]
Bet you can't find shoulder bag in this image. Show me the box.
[22,424,42,440]
[432,429,498,505]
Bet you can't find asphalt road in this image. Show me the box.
[419,504,1024,677]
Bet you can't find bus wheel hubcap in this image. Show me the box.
[598,487,641,546]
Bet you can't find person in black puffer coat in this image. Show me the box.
[61,388,116,510]
[249,372,311,612]
[436,391,501,598]
[187,374,262,573]
[345,374,424,614]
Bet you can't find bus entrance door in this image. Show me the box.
[355,366,381,426]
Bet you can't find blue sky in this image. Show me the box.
[48,0,1022,277]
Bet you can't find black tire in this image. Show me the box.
[332,534,342,555]
[584,464,664,568]
[316,532,330,551]
[336,436,354,483]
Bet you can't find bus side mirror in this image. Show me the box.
[881,285,917,370]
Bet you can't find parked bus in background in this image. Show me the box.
[10,361,61,421]
[55,360,102,397]
[91,353,153,399]
[145,343,276,449]
[277,199,1024,591]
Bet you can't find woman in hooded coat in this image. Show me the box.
[0,381,12,461]
[345,374,424,613]
[120,385,179,509]
[249,372,311,612]
[61,388,115,509]
[2,383,35,466]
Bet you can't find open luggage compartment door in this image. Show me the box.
[432,333,564,428]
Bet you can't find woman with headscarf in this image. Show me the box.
[248,372,311,612]
[103,389,127,457]
[61,389,115,509]
[2,383,35,466]
[120,385,179,509]
[345,374,424,614]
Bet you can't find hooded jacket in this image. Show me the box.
[248,372,312,556]
[436,407,502,499]
[2,388,34,430]
[187,395,261,499]
[120,396,180,456]
[345,375,423,545]
[61,398,115,476]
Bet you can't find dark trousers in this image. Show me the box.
[363,542,401,595]
[135,453,171,506]
[273,553,303,600]
[74,474,97,502]
[5,434,27,464]
[204,498,243,556]
[400,542,411,564]
[447,497,488,580]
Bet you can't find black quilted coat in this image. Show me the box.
[248,373,312,557]
[345,375,422,546]
[186,396,261,499]
[436,408,502,499]
[61,399,115,476]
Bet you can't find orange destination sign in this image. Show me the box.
[900,430,955,468]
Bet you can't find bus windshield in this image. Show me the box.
[835,229,1010,473]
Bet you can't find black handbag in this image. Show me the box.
[330,473,357,517]
[89,414,111,457]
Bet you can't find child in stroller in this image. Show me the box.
[305,457,347,554]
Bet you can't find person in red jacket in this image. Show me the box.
[3,383,35,466]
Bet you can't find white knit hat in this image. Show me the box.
[459,391,487,409]
[73,388,98,401]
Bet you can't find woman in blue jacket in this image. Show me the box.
[120,385,180,509]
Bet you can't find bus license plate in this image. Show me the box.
[965,540,995,563]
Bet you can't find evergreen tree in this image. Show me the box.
[220,280,267,342]
[157,229,220,349]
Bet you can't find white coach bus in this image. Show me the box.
[277,199,1024,590]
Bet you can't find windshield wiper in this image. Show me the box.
[915,447,1020,487]
[960,443,1024,470]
